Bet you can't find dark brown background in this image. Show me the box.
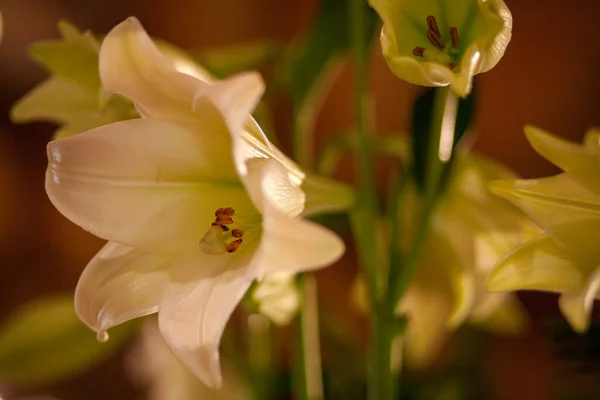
[1,0,599,399]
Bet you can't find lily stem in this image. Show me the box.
[388,86,458,311]
[291,54,324,400]
[348,0,394,399]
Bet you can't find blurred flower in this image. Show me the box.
[253,273,299,325]
[368,0,512,97]
[354,152,528,366]
[46,18,345,388]
[129,320,252,400]
[10,22,137,139]
[488,126,600,333]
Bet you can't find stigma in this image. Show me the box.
[199,207,245,254]
[413,16,460,70]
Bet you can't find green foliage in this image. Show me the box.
[195,40,282,79]
[410,86,476,195]
[0,294,138,386]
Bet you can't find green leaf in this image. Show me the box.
[281,0,378,109]
[410,86,476,195]
[0,293,138,386]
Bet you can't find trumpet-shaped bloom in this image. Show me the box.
[488,126,600,333]
[368,0,512,97]
[46,18,344,388]
[354,152,528,366]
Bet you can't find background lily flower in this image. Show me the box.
[45,17,344,389]
[368,0,512,97]
[488,126,600,332]
[252,273,299,326]
[354,152,528,366]
[10,22,137,139]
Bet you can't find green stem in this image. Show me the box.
[293,274,324,400]
[388,87,458,310]
[348,1,394,399]
[291,68,324,400]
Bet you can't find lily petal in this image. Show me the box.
[250,160,345,275]
[487,234,588,293]
[99,17,204,119]
[490,170,600,258]
[158,253,255,389]
[194,71,265,140]
[558,267,600,333]
[46,118,256,254]
[75,241,172,341]
[524,125,599,172]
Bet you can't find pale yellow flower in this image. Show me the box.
[488,126,600,332]
[46,18,345,388]
[368,0,512,97]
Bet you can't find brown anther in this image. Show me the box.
[449,26,459,49]
[215,207,235,217]
[215,216,234,225]
[412,46,425,57]
[426,30,445,51]
[211,222,230,231]
[449,61,458,70]
[214,207,235,225]
[426,15,441,37]
[226,239,243,253]
[231,228,244,238]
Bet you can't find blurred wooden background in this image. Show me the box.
[0,0,599,398]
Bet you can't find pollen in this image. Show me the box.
[199,207,246,254]
[412,15,461,71]
[226,239,243,253]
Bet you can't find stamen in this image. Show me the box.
[426,15,441,37]
[215,207,235,225]
[449,27,459,50]
[449,61,458,70]
[426,30,445,51]
[227,239,243,253]
[413,46,425,57]
[212,222,230,231]
[231,228,245,238]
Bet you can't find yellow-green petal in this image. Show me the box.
[487,234,588,294]
[524,125,599,172]
[490,170,600,259]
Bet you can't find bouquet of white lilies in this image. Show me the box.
[0,1,599,399]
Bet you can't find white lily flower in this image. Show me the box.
[46,17,344,389]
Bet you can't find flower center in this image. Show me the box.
[199,207,246,254]
[413,15,460,70]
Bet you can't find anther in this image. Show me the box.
[449,27,459,49]
[231,228,244,238]
[426,15,441,37]
[413,46,425,57]
[226,239,243,253]
[214,207,235,225]
[426,30,445,51]
[212,222,229,231]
